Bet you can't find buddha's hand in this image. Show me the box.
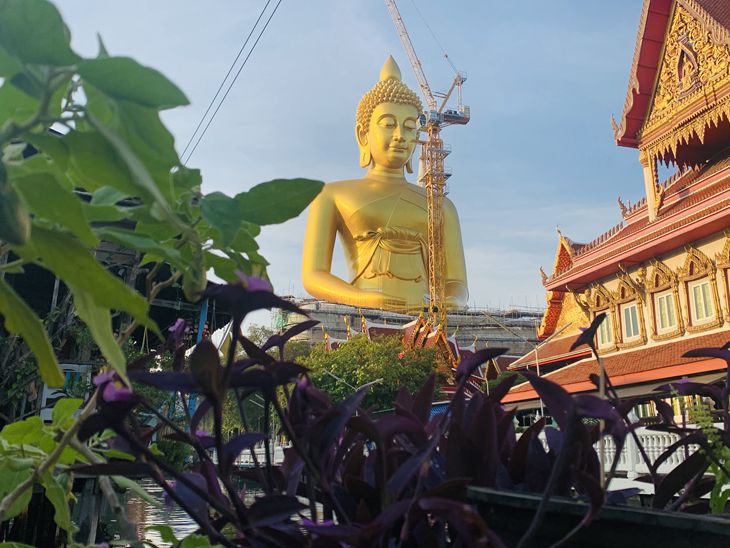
[358,291,407,311]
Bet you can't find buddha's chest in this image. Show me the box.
[338,188,428,236]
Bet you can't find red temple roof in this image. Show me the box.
[613,0,730,148]
[508,335,591,370]
[505,330,729,403]
[545,152,730,290]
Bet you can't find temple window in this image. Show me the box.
[654,290,677,333]
[678,246,723,332]
[689,278,715,324]
[596,312,613,348]
[620,302,640,340]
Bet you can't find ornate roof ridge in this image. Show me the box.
[613,0,655,144]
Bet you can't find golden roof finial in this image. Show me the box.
[380,55,402,81]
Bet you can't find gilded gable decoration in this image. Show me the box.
[677,245,715,279]
[646,259,678,291]
[641,4,730,161]
[587,283,615,311]
[716,230,730,268]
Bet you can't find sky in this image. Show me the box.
[54,0,647,314]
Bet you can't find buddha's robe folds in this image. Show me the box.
[345,187,429,309]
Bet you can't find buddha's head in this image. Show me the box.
[356,56,423,173]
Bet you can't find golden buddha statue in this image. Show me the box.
[302,56,468,312]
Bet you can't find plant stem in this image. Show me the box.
[70,438,138,541]
[0,393,97,522]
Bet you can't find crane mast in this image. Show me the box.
[384,0,469,326]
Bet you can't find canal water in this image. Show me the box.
[105,478,261,545]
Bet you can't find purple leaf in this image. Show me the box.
[508,417,546,485]
[683,345,730,365]
[570,313,604,353]
[412,374,436,424]
[261,319,320,353]
[653,451,708,509]
[203,282,305,324]
[221,432,266,469]
[521,371,575,430]
[190,398,212,432]
[456,348,508,382]
[189,340,221,395]
[199,460,227,505]
[128,371,198,392]
[651,430,707,473]
[174,472,209,523]
[77,414,109,442]
[246,495,304,528]
[240,335,273,363]
[316,389,368,456]
[487,372,518,403]
[654,380,723,405]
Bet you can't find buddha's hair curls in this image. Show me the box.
[356,78,423,130]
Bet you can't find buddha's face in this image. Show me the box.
[361,102,419,171]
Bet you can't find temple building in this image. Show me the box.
[506,0,730,415]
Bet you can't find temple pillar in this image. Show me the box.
[640,150,660,221]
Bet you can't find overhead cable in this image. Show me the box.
[183,0,283,163]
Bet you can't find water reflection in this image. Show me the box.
[121,478,263,546]
[125,479,199,545]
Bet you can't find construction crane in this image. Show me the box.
[384,0,470,325]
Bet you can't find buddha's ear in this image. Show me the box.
[356,123,371,168]
[405,148,415,174]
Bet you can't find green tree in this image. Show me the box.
[303,334,438,412]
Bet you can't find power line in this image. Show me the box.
[180,0,273,161]
[183,0,283,164]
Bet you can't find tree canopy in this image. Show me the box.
[303,334,438,412]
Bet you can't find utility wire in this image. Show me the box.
[183,0,283,164]
[180,0,273,161]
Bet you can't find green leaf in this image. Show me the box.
[95,226,184,269]
[12,226,157,341]
[86,112,176,224]
[12,172,97,246]
[40,472,73,532]
[200,192,242,247]
[73,286,128,381]
[146,524,179,544]
[79,57,188,110]
[0,0,78,66]
[91,186,129,205]
[0,463,33,519]
[63,131,138,195]
[51,398,82,427]
[0,542,36,547]
[1,416,44,445]
[180,534,216,548]
[23,132,70,172]
[236,178,324,225]
[0,277,63,386]
[0,46,21,77]
[114,476,162,509]
[205,252,241,283]
[0,82,39,125]
[81,203,128,223]
[87,90,181,195]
